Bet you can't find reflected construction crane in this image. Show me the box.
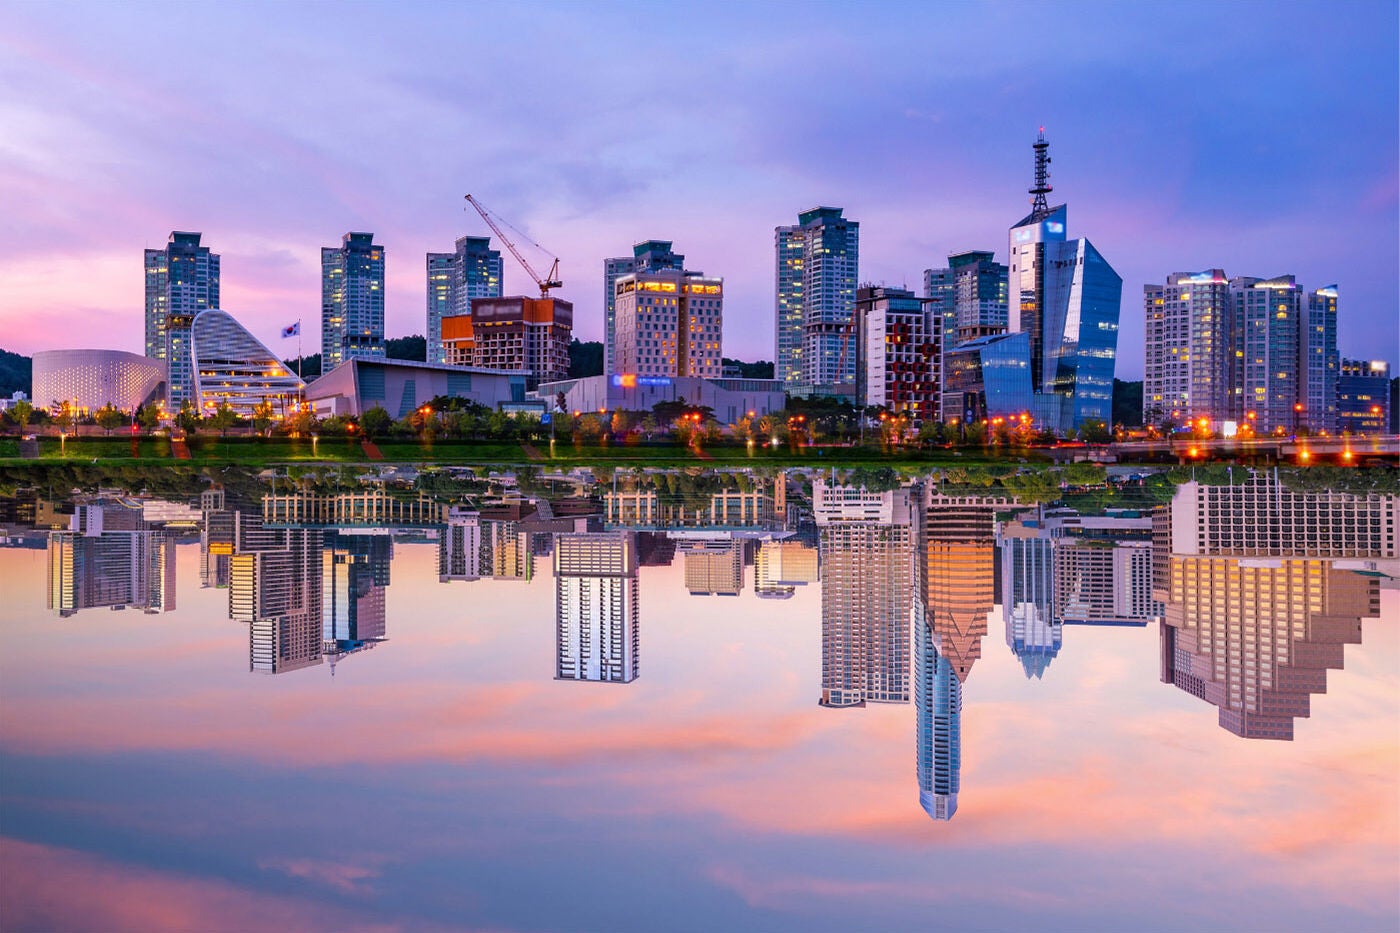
[464,194,562,298]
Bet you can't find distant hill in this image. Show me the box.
[0,349,32,397]
[723,357,775,379]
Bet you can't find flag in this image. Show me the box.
[281,322,300,338]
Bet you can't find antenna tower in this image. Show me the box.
[1029,128,1053,219]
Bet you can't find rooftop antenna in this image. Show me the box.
[1029,128,1053,220]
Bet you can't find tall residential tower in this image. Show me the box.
[603,241,686,375]
[426,236,503,365]
[321,233,386,371]
[775,207,860,392]
[144,232,220,407]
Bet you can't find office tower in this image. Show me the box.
[1337,359,1391,434]
[776,207,860,391]
[923,266,956,361]
[1160,557,1376,740]
[604,241,686,375]
[47,503,174,617]
[321,232,386,371]
[1054,540,1158,624]
[814,482,912,707]
[915,600,962,820]
[612,267,723,379]
[774,226,806,387]
[144,232,220,407]
[439,508,482,581]
[856,286,941,421]
[441,296,573,385]
[681,539,744,595]
[1170,474,1399,559]
[322,533,389,667]
[1006,133,1121,431]
[555,532,640,683]
[999,521,1060,678]
[920,492,1009,682]
[1302,286,1339,433]
[1143,271,1232,427]
[426,236,504,365]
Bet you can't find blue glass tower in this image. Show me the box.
[1006,133,1121,431]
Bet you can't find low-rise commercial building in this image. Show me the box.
[536,374,785,424]
[305,357,529,417]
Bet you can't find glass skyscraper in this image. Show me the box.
[321,232,386,371]
[1006,135,1121,431]
[144,231,220,407]
[426,236,503,365]
[775,207,859,392]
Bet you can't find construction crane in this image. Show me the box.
[465,194,562,298]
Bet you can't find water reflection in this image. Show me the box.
[16,464,1400,835]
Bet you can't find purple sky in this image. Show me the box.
[1,1,1396,379]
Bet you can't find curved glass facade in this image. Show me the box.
[190,310,304,417]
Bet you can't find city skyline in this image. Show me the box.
[1,3,1395,381]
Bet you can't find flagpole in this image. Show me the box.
[296,319,303,411]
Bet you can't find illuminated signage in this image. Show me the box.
[611,374,673,388]
[1046,221,1064,234]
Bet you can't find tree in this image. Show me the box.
[94,404,125,435]
[54,401,78,434]
[136,403,161,431]
[208,402,239,437]
[174,400,202,434]
[359,405,391,439]
[251,399,275,436]
[10,399,33,431]
[1078,418,1112,444]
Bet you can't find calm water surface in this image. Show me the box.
[1,470,1397,932]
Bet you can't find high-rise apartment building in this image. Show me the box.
[439,508,482,582]
[1232,275,1303,433]
[555,532,640,684]
[229,513,324,675]
[774,227,806,387]
[612,268,723,379]
[681,539,744,595]
[924,251,1009,347]
[426,236,503,365]
[321,233,386,371]
[856,286,941,421]
[1054,540,1158,624]
[604,241,686,375]
[144,232,220,407]
[1302,286,1339,432]
[775,207,860,391]
[1337,358,1391,435]
[47,503,175,617]
[322,532,390,656]
[1143,271,1232,426]
[441,296,572,385]
[754,539,818,599]
[814,482,913,707]
[1007,134,1121,430]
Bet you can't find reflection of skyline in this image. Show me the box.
[999,522,1059,679]
[814,482,912,707]
[47,502,175,617]
[1161,557,1375,740]
[322,532,391,668]
[1158,473,1396,740]
[754,539,818,600]
[921,492,1007,684]
[230,512,323,675]
[915,599,961,820]
[555,531,640,684]
[681,539,745,596]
